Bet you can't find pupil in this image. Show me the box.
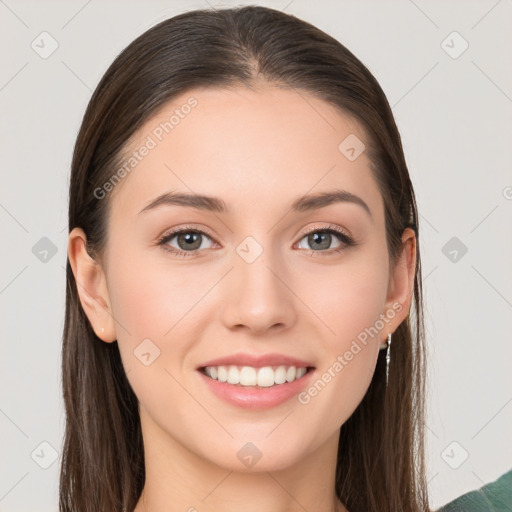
[180,232,201,250]
[311,232,330,250]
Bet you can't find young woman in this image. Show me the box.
[62,5,435,511]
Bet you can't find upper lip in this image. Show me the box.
[197,352,315,369]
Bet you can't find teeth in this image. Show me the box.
[257,367,274,387]
[286,366,296,382]
[217,366,227,382]
[240,366,257,386]
[227,366,240,384]
[203,365,309,387]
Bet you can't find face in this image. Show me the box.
[72,84,414,472]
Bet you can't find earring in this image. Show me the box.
[385,332,392,386]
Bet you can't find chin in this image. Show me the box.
[198,437,310,474]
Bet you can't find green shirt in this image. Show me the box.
[436,468,512,511]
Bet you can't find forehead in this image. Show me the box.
[109,85,382,222]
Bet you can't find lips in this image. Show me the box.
[197,362,317,410]
[197,352,315,370]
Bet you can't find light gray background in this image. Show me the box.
[1,0,511,510]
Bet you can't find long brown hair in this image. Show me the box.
[61,5,430,511]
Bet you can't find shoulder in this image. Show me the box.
[436,468,512,512]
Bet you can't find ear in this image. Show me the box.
[67,227,117,343]
[382,227,417,338]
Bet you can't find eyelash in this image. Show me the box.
[156,224,357,258]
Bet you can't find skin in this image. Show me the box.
[68,84,416,512]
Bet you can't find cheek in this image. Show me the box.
[340,264,389,341]
[295,253,389,432]
[105,248,204,414]
[295,246,389,347]
[107,244,209,343]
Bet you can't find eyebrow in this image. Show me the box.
[138,189,372,218]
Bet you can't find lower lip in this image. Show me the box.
[197,368,316,410]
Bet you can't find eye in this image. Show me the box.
[157,226,216,258]
[295,224,355,256]
[157,224,356,258]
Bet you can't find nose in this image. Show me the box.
[220,248,297,335]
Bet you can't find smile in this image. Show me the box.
[197,364,316,410]
[200,365,312,388]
